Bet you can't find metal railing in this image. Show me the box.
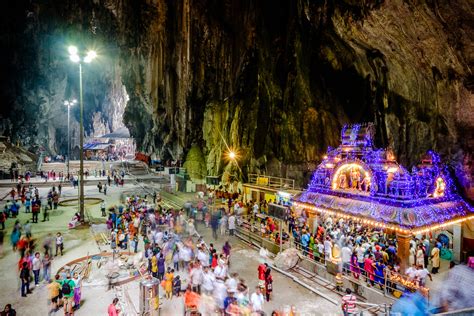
[247,173,295,190]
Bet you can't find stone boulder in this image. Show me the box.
[274,248,300,271]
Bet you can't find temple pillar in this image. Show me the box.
[452,223,462,263]
[397,232,411,273]
[308,212,318,235]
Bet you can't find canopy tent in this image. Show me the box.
[83,143,110,150]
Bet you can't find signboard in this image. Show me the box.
[206,176,220,185]
[268,203,288,220]
[256,177,269,186]
[168,167,179,175]
[155,165,164,172]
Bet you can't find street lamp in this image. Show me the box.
[64,99,77,176]
[68,45,97,222]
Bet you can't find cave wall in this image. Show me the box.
[0,0,129,155]
[116,0,473,193]
[0,0,473,196]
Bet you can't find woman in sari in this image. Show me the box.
[350,250,360,279]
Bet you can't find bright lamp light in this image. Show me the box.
[68,46,78,55]
[86,51,97,59]
[229,151,236,159]
[84,51,97,63]
[70,54,80,63]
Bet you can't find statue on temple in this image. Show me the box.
[338,173,347,189]
[361,173,371,192]
[433,177,446,198]
[350,168,360,189]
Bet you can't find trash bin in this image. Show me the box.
[139,277,160,315]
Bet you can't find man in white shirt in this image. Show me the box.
[32,252,42,286]
[355,244,365,269]
[214,261,228,279]
[324,237,333,261]
[253,203,259,218]
[190,264,204,294]
[202,266,215,295]
[341,244,352,274]
[197,247,209,267]
[228,215,236,236]
[225,272,239,293]
[250,286,264,312]
[405,264,418,281]
[415,265,432,286]
[213,278,227,310]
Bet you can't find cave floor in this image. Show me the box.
[0,178,342,316]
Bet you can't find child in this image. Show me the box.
[172,275,181,297]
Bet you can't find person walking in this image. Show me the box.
[55,232,63,256]
[151,254,158,278]
[103,184,107,196]
[19,262,31,297]
[228,214,236,236]
[101,201,106,217]
[164,267,174,299]
[158,254,166,281]
[59,274,75,316]
[211,214,219,240]
[32,252,42,286]
[107,298,120,316]
[42,253,52,282]
[257,263,266,289]
[42,205,50,222]
[430,244,440,274]
[47,279,61,314]
[72,272,82,309]
[264,267,273,302]
[416,244,425,268]
[0,211,5,230]
[341,288,357,315]
[220,215,227,236]
[250,286,264,313]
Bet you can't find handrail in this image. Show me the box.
[433,307,474,315]
[247,173,295,190]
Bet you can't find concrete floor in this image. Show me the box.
[0,179,342,316]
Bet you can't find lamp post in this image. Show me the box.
[68,46,97,222]
[64,99,77,177]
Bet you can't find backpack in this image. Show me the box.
[62,280,72,295]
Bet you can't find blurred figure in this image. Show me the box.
[432,265,474,313]
[391,291,428,316]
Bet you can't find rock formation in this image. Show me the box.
[0,0,472,196]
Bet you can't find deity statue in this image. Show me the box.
[350,168,360,189]
[338,173,347,189]
[361,174,371,192]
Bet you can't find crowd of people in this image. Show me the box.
[243,201,448,295]
[100,193,290,315]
